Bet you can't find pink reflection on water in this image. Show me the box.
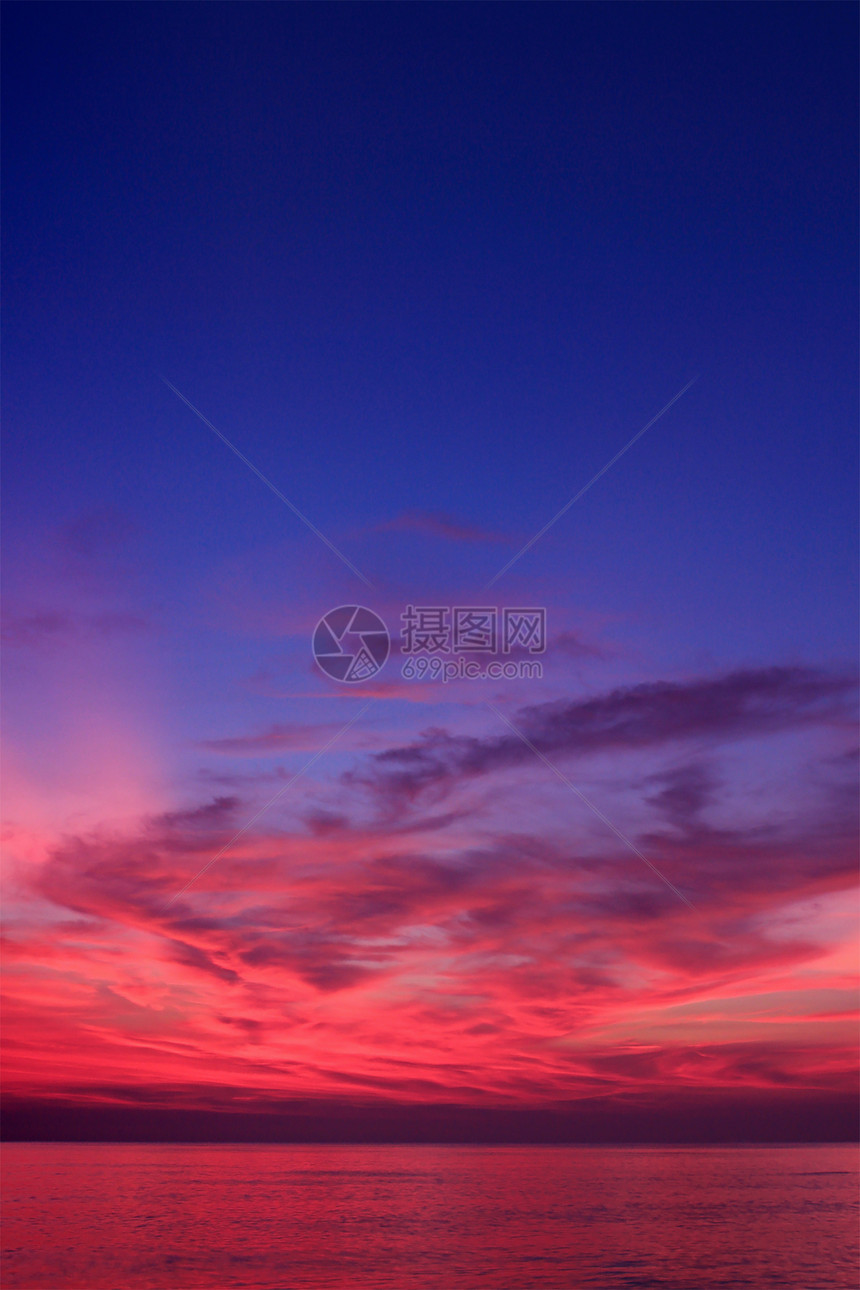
[2,1143,857,1289]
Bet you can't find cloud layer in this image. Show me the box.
[3,663,856,1128]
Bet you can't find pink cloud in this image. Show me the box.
[3,664,856,1123]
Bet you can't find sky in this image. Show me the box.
[2,2,858,1141]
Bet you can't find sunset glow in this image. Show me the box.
[3,1,857,1147]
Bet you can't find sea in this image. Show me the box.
[1,1143,856,1289]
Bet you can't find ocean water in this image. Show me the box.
[1,1142,856,1289]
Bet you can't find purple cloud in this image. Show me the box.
[352,666,857,809]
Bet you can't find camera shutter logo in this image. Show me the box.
[312,605,390,683]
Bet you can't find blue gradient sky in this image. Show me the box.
[3,3,857,1131]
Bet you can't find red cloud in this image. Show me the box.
[3,665,856,1134]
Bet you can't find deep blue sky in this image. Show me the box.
[4,1,857,720]
[4,7,856,557]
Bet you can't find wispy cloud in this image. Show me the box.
[199,724,345,756]
[374,510,507,544]
[4,661,855,1118]
[2,609,148,646]
[350,666,857,811]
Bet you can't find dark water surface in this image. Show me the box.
[2,1142,856,1289]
